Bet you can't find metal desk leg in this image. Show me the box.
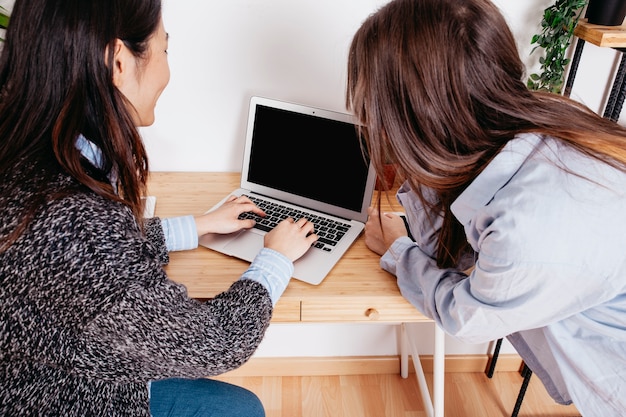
[400,322,445,417]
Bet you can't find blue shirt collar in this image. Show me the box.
[75,134,118,191]
[75,134,105,169]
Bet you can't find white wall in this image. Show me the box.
[2,0,622,358]
[142,0,390,172]
[143,0,624,174]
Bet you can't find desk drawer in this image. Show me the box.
[300,297,429,323]
[272,299,301,322]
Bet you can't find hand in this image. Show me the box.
[194,195,265,236]
[264,217,318,261]
[364,207,408,256]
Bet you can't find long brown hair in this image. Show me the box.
[347,0,626,267]
[0,0,161,250]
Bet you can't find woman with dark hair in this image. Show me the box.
[0,0,317,416]
[348,0,626,415]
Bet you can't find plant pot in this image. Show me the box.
[586,0,626,26]
[375,164,397,191]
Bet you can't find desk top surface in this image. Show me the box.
[147,172,426,323]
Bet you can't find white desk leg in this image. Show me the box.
[433,325,445,417]
[400,323,409,378]
[400,322,435,417]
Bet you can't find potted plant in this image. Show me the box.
[527,0,588,93]
[586,0,626,25]
[0,6,9,41]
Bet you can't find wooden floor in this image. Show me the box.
[216,371,581,417]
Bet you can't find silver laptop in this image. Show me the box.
[199,96,376,285]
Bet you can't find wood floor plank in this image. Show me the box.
[378,374,422,417]
[215,371,581,417]
[281,376,302,417]
[341,375,386,417]
[301,376,341,417]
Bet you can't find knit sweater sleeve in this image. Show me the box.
[143,216,169,264]
[31,192,273,382]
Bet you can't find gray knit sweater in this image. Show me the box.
[0,164,273,416]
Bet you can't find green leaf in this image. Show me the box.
[0,6,9,31]
[527,0,588,92]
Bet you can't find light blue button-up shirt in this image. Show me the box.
[76,135,291,305]
[382,133,626,416]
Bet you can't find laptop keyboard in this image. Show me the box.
[238,195,352,252]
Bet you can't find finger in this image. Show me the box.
[236,195,253,204]
[226,195,238,202]
[235,200,264,216]
[300,220,315,233]
[247,204,266,217]
[382,212,397,219]
[297,219,316,234]
[306,232,318,244]
[239,219,257,229]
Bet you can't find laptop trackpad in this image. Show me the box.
[224,230,264,262]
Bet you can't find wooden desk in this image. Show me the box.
[147,171,444,417]
[147,171,426,324]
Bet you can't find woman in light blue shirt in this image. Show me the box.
[347,0,626,415]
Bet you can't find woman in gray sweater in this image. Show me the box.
[0,0,317,416]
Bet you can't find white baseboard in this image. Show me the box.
[220,354,523,377]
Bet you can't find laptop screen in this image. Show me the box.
[246,104,370,213]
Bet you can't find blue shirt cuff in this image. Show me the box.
[380,236,416,275]
[240,248,293,306]
[161,215,198,252]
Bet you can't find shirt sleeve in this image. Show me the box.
[380,237,468,334]
[383,195,623,345]
[161,215,198,252]
[160,215,292,305]
[395,181,442,259]
[240,248,294,306]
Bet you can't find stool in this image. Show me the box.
[486,338,533,417]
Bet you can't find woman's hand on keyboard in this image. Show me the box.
[195,195,266,236]
[264,217,318,261]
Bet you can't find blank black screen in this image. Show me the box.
[247,105,369,212]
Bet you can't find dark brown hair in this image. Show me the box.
[0,0,162,250]
[347,0,626,267]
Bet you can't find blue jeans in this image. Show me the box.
[150,378,265,417]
